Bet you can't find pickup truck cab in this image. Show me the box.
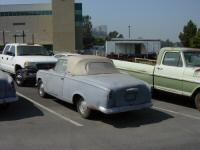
[113,47,200,110]
[0,43,57,86]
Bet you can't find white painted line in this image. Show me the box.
[17,92,83,127]
[153,106,200,121]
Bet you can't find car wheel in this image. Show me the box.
[76,98,91,119]
[38,80,47,98]
[15,70,24,86]
[195,92,200,111]
[0,103,10,110]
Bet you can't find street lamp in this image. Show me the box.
[0,30,10,45]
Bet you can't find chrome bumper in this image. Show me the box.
[99,102,153,114]
[0,96,18,104]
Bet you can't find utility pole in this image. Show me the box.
[22,30,25,43]
[14,34,17,43]
[128,25,131,39]
[2,30,5,45]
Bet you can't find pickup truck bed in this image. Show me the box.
[113,59,155,85]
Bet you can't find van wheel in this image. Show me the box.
[76,98,91,119]
[38,80,47,98]
[15,70,24,86]
[195,92,200,111]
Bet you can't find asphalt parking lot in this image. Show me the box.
[1,85,200,150]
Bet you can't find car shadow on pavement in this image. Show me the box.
[0,96,44,121]
[47,97,174,128]
[91,108,174,128]
[153,90,195,109]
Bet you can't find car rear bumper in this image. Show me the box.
[98,102,153,114]
[0,96,18,104]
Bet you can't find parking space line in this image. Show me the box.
[153,106,200,121]
[17,92,84,127]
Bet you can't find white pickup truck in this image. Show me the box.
[113,47,200,110]
[0,43,57,86]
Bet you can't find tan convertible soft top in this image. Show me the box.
[66,55,118,75]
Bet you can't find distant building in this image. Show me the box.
[106,39,161,56]
[92,25,107,38]
[0,2,83,51]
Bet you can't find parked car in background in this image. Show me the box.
[37,55,152,118]
[113,47,200,111]
[54,53,80,59]
[0,70,18,107]
[0,43,57,86]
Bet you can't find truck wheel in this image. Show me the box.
[15,70,24,86]
[76,98,91,119]
[195,92,200,111]
[0,103,10,110]
[38,80,47,98]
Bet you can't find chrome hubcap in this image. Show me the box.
[16,74,22,84]
[39,84,44,96]
[79,101,87,114]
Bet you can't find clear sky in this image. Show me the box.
[0,0,200,42]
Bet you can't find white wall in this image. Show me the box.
[106,40,161,55]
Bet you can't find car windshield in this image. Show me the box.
[86,62,119,75]
[17,46,50,56]
[184,51,200,67]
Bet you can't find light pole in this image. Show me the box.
[22,30,25,43]
[0,30,6,45]
[32,33,35,44]
[128,25,131,39]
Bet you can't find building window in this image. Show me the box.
[75,3,82,10]
[0,11,52,17]
[13,23,26,26]
[75,15,83,22]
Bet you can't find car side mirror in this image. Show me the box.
[49,52,54,56]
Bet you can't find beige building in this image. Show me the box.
[0,1,83,52]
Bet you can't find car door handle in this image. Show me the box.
[138,70,147,73]
[157,67,163,70]
[1,57,3,59]
[6,58,8,60]
[61,77,64,80]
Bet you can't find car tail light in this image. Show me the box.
[108,91,113,100]
[11,82,16,90]
[108,91,116,107]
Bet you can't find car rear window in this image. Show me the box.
[86,62,119,75]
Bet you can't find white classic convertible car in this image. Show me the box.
[36,55,152,118]
[0,70,18,107]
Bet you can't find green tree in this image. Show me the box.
[82,15,94,49]
[94,37,105,46]
[118,34,124,38]
[179,20,197,47]
[106,31,124,41]
[161,39,174,48]
[190,29,200,48]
